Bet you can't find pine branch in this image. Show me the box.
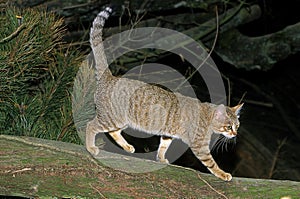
[0,7,82,144]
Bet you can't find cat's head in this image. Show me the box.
[211,103,243,138]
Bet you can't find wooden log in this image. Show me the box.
[1,135,299,198]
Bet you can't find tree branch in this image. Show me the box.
[0,24,26,44]
[215,22,300,70]
[1,135,299,198]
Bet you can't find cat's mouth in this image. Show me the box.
[223,131,237,139]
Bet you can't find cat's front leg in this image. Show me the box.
[86,118,101,155]
[157,136,172,163]
[208,166,232,181]
[191,146,232,181]
[203,156,232,181]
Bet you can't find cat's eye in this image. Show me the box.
[225,126,232,131]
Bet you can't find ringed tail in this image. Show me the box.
[90,7,113,81]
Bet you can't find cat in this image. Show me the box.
[86,7,243,181]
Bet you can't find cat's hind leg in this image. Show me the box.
[109,130,135,153]
[86,117,105,155]
[157,136,172,163]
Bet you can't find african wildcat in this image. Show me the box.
[86,7,243,181]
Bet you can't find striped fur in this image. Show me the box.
[86,7,243,181]
[89,7,113,81]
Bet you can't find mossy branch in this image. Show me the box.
[0,135,299,198]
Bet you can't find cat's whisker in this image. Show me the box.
[226,136,237,151]
[214,140,221,152]
[211,135,222,152]
[220,136,225,152]
[86,7,243,182]
[221,137,227,152]
[233,137,237,146]
[213,135,237,153]
[224,138,228,152]
[211,135,230,153]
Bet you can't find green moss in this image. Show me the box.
[1,135,300,198]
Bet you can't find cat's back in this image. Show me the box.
[95,75,180,132]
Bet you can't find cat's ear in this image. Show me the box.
[214,104,227,122]
[232,103,244,116]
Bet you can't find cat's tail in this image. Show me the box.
[90,7,113,81]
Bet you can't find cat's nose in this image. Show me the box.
[230,131,237,137]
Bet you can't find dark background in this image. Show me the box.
[9,0,300,181]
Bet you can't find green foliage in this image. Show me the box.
[0,7,83,144]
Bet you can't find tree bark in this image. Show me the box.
[1,135,299,198]
[215,22,300,71]
[8,0,300,71]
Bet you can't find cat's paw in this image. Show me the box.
[87,146,100,156]
[156,156,169,164]
[220,172,232,181]
[123,144,135,153]
[159,158,169,164]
